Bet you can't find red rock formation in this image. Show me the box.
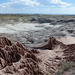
[0,36,75,75]
[0,37,43,75]
[33,37,75,62]
[63,44,75,62]
[33,37,65,50]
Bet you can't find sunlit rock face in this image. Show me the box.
[0,37,75,75]
[0,37,43,75]
[33,37,75,62]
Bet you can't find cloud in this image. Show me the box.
[0,0,71,9]
[49,0,70,5]
[49,0,71,7]
[0,0,41,9]
[0,0,74,14]
[36,0,71,8]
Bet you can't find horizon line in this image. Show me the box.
[0,13,75,15]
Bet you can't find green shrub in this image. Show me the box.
[54,62,72,75]
[55,70,61,75]
[59,62,72,71]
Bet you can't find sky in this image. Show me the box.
[0,0,75,14]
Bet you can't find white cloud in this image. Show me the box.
[35,0,72,10]
[0,0,41,9]
[0,0,72,9]
[0,0,74,14]
[48,0,71,7]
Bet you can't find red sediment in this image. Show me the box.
[0,36,75,75]
[33,37,75,62]
[0,37,43,75]
[33,37,65,50]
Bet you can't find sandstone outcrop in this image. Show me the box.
[32,37,65,50]
[32,37,75,74]
[0,37,75,75]
[33,37,75,62]
[63,44,75,62]
[0,37,43,75]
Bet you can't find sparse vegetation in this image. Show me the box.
[59,62,72,71]
[0,14,75,24]
[54,62,72,75]
[0,14,32,24]
[55,70,61,75]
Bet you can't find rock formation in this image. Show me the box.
[0,37,43,75]
[63,44,75,62]
[32,37,75,74]
[31,18,53,23]
[32,37,65,50]
[33,37,75,62]
[0,37,75,75]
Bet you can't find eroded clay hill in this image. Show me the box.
[32,37,75,74]
[0,37,75,75]
[36,37,75,62]
[33,37,75,62]
[0,37,44,75]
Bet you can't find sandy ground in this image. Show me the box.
[35,36,75,75]
[57,36,75,44]
[35,46,64,74]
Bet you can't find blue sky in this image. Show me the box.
[0,0,75,14]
